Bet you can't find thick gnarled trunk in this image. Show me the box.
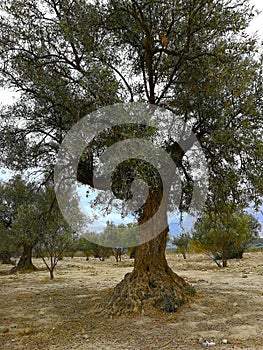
[11,244,37,273]
[104,190,194,315]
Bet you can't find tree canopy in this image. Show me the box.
[1,0,262,209]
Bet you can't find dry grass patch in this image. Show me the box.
[0,253,263,349]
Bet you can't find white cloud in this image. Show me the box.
[247,0,263,39]
[0,88,20,106]
[0,168,14,182]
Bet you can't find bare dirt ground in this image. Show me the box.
[0,252,263,350]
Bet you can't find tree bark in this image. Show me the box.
[77,131,193,315]
[222,255,227,268]
[104,189,194,315]
[11,244,37,273]
[50,268,54,280]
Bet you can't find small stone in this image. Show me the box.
[203,341,216,347]
[233,302,238,307]
[83,334,89,341]
[221,339,228,344]
[207,342,216,347]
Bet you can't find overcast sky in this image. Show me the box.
[247,0,263,40]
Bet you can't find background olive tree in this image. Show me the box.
[192,208,260,267]
[34,187,77,279]
[172,233,191,260]
[0,176,39,271]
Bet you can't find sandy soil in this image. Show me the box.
[0,252,263,350]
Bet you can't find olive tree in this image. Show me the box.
[0,176,39,271]
[35,213,75,279]
[172,233,191,260]
[0,222,16,264]
[192,210,260,267]
[1,0,263,314]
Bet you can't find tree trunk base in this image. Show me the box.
[10,257,38,273]
[100,266,195,316]
[10,263,38,273]
[10,245,37,273]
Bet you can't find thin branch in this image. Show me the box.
[106,62,134,102]
[156,56,184,104]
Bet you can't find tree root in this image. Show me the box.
[98,267,195,316]
[10,263,38,274]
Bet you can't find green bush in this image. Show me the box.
[192,210,260,267]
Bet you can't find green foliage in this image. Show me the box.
[0,222,16,264]
[0,176,38,262]
[33,186,76,278]
[0,177,76,276]
[0,0,119,174]
[75,235,112,261]
[74,236,98,260]
[172,233,191,259]
[12,203,40,248]
[73,222,136,260]
[96,221,138,248]
[0,176,35,228]
[192,209,260,267]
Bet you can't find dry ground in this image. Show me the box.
[0,252,263,350]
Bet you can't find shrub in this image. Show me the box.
[192,211,260,267]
